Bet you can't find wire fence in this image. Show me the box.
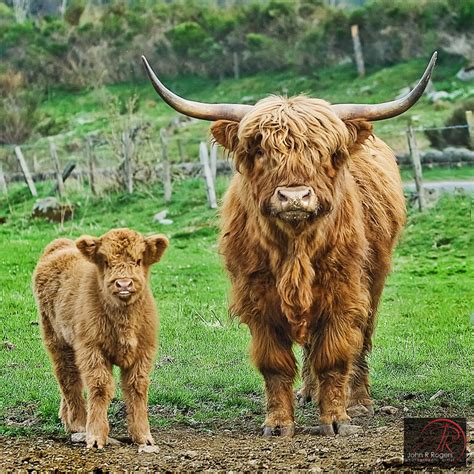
[0,117,473,204]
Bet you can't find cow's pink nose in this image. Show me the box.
[115,279,134,291]
[275,186,313,204]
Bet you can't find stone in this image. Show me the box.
[456,66,474,82]
[32,197,73,222]
[347,405,369,417]
[138,444,159,453]
[153,210,168,222]
[379,405,398,415]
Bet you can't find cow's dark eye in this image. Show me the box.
[136,259,142,266]
[255,147,264,158]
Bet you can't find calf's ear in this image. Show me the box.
[144,234,169,265]
[211,120,239,152]
[76,235,100,262]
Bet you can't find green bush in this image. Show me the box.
[64,0,86,26]
[425,99,474,150]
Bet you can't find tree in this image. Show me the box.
[12,0,30,23]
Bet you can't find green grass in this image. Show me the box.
[0,179,472,436]
[400,166,474,182]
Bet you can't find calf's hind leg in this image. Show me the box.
[41,318,86,432]
[250,322,297,437]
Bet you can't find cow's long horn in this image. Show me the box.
[142,56,253,122]
[332,52,437,121]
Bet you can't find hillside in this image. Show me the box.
[6,54,472,167]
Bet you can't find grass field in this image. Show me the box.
[0,177,472,437]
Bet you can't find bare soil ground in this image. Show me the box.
[1,408,472,472]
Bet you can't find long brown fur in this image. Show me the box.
[212,96,406,435]
[33,228,168,448]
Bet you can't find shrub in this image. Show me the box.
[425,99,474,150]
[64,0,86,26]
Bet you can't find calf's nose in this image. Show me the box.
[115,279,134,291]
[275,186,313,206]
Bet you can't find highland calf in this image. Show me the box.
[142,53,436,437]
[33,228,168,448]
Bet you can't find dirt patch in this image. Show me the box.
[0,410,472,472]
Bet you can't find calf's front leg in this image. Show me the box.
[250,322,297,437]
[79,352,114,449]
[121,356,154,445]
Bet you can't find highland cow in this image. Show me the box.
[142,53,436,436]
[33,228,168,448]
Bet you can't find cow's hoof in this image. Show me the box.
[313,421,362,436]
[262,424,295,437]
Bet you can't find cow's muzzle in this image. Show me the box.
[271,186,318,223]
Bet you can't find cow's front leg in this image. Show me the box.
[311,318,363,436]
[250,322,297,437]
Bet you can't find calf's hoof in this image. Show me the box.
[262,424,295,437]
[86,432,107,449]
[133,432,155,446]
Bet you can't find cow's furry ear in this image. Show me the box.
[144,234,169,265]
[76,236,100,262]
[344,119,373,150]
[211,120,239,151]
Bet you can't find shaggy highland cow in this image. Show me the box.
[33,228,168,448]
[142,53,436,436]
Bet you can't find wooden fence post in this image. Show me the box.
[49,138,64,197]
[210,142,217,183]
[199,141,217,209]
[233,52,240,80]
[176,138,185,162]
[351,24,365,77]
[122,129,133,194]
[160,128,172,202]
[85,136,97,195]
[0,163,7,195]
[14,146,37,197]
[466,110,474,148]
[407,125,425,211]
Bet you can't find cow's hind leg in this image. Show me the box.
[348,263,390,416]
[296,343,318,407]
[42,317,86,432]
[250,322,297,437]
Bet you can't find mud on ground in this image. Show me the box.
[1,407,472,472]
